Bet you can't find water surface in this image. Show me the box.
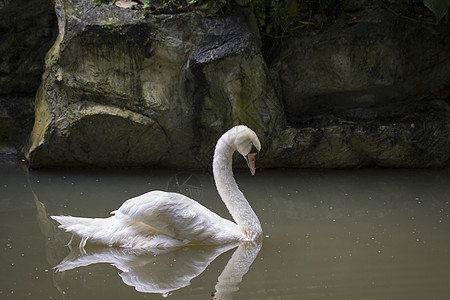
[1,164,449,299]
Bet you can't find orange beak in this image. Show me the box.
[245,153,257,176]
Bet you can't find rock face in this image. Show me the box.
[268,3,450,168]
[22,0,449,168]
[271,99,450,168]
[24,0,283,167]
[270,4,450,122]
[0,0,56,152]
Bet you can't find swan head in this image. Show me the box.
[219,125,261,176]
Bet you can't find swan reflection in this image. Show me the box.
[54,240,262,298]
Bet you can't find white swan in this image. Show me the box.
[51,125,262,250]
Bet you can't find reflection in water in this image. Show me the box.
[1,166,450,299]
[215,241,262,300]
[54,241,261,298]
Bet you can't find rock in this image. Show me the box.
[23,0,284,168]
[270,4,450,122]
[270,99,450,168]
[266,1,450,168]
[0,0,56,154]
[0,0,56,96]
[19,0,450,168]
[0,96,35,151]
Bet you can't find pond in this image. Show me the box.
[1,163,450,299]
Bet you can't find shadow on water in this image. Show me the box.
[0,164,449,299]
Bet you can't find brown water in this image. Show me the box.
[1,164,449,299]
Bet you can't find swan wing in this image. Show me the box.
[113,191,242,245]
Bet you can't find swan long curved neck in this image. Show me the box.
[213,137,262,240]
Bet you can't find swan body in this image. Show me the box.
[52,125,262,250]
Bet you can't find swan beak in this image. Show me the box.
[245,153,257,176]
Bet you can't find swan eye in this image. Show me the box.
[249,144,259,159]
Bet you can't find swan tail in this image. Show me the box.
[51,215,106,241]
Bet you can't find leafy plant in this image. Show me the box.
[97,0,448,59]
[424,0,450,23]
[387,0,450,23]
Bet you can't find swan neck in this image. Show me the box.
[213,139,262,239]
